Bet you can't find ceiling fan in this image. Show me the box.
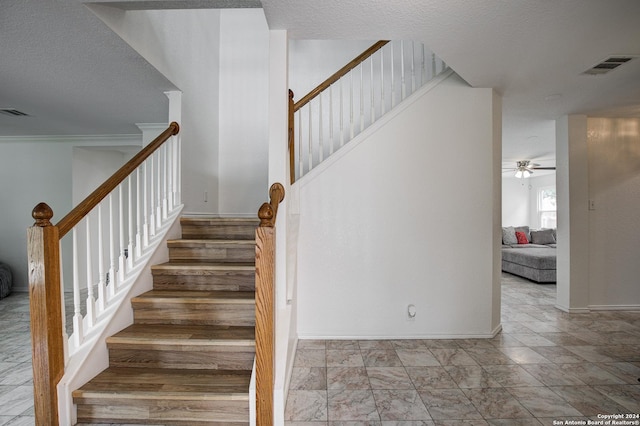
[503,160,556,178]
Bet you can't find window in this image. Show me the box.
[538,186,556,228]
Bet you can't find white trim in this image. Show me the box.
[555,303,590,313]
[297,332,500,340]
[0,134,142,144]
[490,323,503,337]
[588,304,640,311]
[555,303,640,312]
[135,123,168,132]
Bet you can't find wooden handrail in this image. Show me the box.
[56,121,179,238]
[289,41,389,183]
[293,40,389,112]
[255,182,285,426]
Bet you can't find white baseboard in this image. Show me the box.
[491,324,503,337]
[554,303,590,313]
[588,304,640,311]
[298,332,500,340]
[555,303,639,312]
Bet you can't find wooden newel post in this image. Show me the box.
[28,202,64,426]
[255,183,284,426]
[288,90,295,185]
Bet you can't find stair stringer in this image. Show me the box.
[57,206,183,426]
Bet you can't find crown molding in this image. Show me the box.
[0,134,142,145]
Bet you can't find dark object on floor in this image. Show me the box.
[0,262,12,299]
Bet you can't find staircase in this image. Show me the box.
[73,217,259,425]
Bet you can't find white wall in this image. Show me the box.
[218,10,269,215]
[556,115,590,312]
[267,29,294,426]
[0,142,72,292]
[0,137,139,292]
[289,40,374,100]
[502,177,530,226]
[587,117,640,309]
[294,73,501,338]
[90,6,222,214]
[527,173,556,230]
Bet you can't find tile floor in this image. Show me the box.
[1,273,639,425]
[285,273,640,425]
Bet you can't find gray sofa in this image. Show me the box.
[501,226,556,283]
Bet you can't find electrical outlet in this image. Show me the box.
[407,304,416,322]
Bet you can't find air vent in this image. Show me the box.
[583,56,637,75]
[0,108,30,117]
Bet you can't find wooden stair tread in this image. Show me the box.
[109,324,255,345]
[133,290,255,303]
[168,239,255,246]
[74,367,251,399]
[181,217,258,224]
[152,263,255,272]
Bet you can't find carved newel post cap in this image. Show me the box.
[32,202,53,227]
[258,203,274,227]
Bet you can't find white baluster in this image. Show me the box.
[167,139,174,210]
[118,185,126,282]
[360,63,364,132]
[175,135,182,206]
[370,56,375,124]
[318,93,323,163]
[127,177,134,270]
[162,143,168,220]
[149,154,156,237]
[85,216,95,329]
[391,42,396,108]
[421,44,426,85]
[329,85,334,156]
[97,204,107,313]
[298,110,303,178]
[411,41,416,94]
[156,151,162,229]
[308,104,313,172]
[431,52,436,79]
[72,228,83,348]
[349,70,354,139]
[135,168,142,258]
[143,160,149,248]
[340,78,344,147]
[401,40,406,100]
[59,241,69,363]
[381,46,385,115]
[108,194,116,299]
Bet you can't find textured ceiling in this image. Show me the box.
[88,0,261,9]
[0,0,181,136]
[2,0,640,169]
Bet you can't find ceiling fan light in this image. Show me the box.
[515,170,523,178]
[523,170,532,178]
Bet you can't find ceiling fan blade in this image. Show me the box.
[531,166,556,170]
